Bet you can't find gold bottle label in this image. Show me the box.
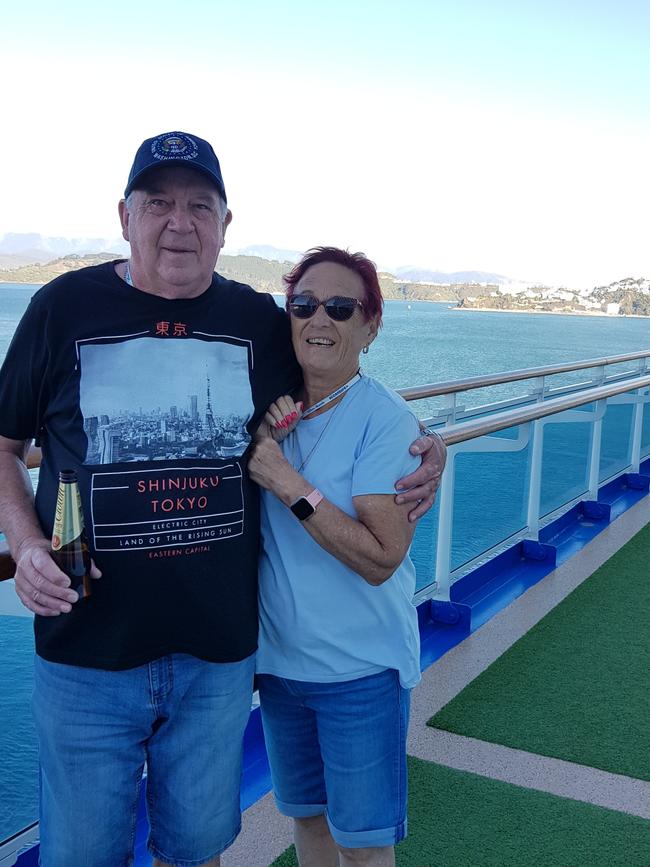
[52,483,85,550]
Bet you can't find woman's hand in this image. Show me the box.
[395,431,447,522]
[263,396,303,443]
[249,425,297,494]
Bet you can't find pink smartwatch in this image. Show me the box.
[290,488,323,521]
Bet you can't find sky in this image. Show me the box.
[1,0,649,288]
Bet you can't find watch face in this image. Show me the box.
[290,497,315,521]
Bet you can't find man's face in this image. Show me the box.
[119,165,232,298]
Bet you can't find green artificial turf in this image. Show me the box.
[271,757,650,866]
[428,523,650,780]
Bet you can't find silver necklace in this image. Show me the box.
[291,373,362,471]
[291,399,344,473]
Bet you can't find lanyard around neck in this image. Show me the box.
[302,372,362,418]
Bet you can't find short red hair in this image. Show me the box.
[284,247,383,324]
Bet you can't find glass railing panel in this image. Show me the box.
[540,419,591,517]
[599,402,634,481]
[641,401,650,459]
[450,427,530,572]
[0,614,38,845]
[411,499,439,592]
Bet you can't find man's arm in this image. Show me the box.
[261,397,448,524]
[395,430,448,522]
[0,435,80,615]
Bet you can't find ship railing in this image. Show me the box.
[1,349,650,585]
[413,372,650,602]
[3,350,650,853]
[398,348,650,426]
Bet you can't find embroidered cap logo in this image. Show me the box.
[151,133,199,163]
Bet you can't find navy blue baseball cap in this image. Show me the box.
[124,131,227,203]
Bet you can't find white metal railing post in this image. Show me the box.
[525,420,544,540]
[433,447,456,600]
[592,364,606,387]
[588,400,605,499]
[446,392,458,425]
[531,375,545,402]
[630,389,644,473]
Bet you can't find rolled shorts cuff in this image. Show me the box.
[326,815,408,849]
[274,795,327,819]
[148,823,241,866]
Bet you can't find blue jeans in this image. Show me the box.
[33,652,255,867]
[257,668,410,848]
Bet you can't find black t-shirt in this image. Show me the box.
[0,261,300,669]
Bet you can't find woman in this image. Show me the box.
[249,247,423,867]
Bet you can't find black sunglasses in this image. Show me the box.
[288,294,364,322]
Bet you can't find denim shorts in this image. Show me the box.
[257,668,410,849]
[33,652,255,867]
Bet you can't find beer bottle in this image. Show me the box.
[51,469,92,600]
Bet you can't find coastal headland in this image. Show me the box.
[2,253,649,318]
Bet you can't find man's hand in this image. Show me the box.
[395,432,447,522]
[13,537,101,616]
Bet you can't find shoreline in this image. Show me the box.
[2,281,648,320]
[452,305,649,320]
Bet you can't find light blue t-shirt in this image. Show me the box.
[257,375,422,689]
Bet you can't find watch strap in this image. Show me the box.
[290,488,323,520]
[304,488,323,510]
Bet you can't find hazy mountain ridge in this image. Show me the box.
[3,237,647,314]
[0,233,128,263]
[233,244,303,264]
[0,252,494,303]
[0,235,508,289]
[392,266,508,284]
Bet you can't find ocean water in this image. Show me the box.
[1,282,650,842]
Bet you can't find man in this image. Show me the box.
[0,131,445,867]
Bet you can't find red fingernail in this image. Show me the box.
[296,402,304,411]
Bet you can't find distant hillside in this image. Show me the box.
[590,277,650,315]
[216,255,292,292]
[378,275,497,303]
[457,276,650,316]
[0,253,120,284]
[0,253,486,303]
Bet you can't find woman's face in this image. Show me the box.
[289,261,378,383]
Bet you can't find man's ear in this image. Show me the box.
[118,199,130,242]
[221,209,233,247]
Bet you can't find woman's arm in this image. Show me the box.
[249,430,415,586]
